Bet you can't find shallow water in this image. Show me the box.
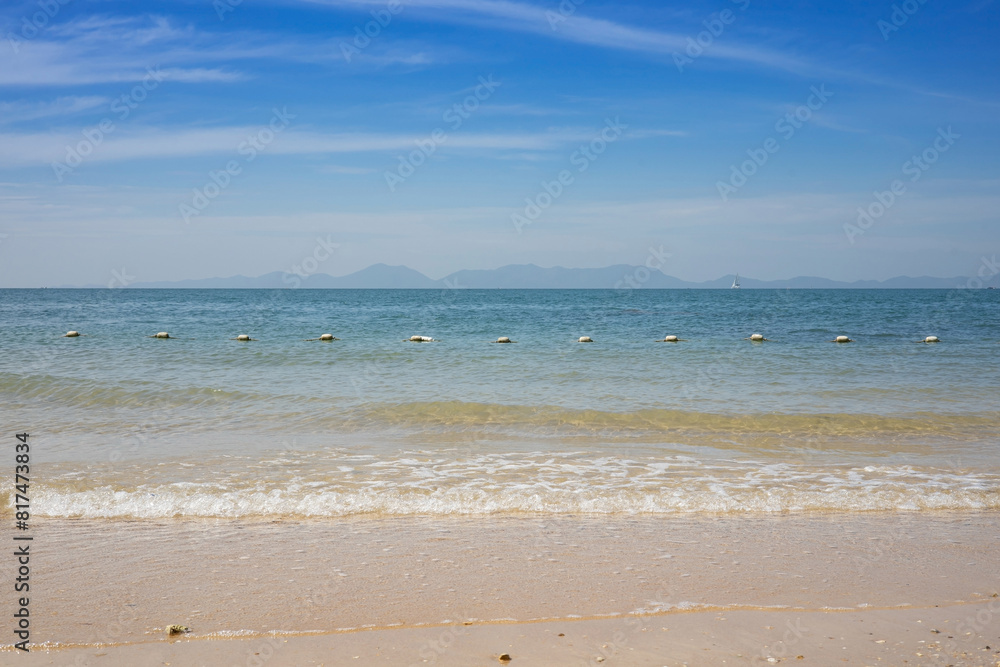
[2,288,998,518]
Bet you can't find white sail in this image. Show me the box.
[731,273,740,289]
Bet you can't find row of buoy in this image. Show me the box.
[60,331,943,344]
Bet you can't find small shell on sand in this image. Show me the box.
[578,336,593,343]
[166,625,189,636]
[63,331,80,337]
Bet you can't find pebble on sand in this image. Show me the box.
[498,654,512,663]
[166,625,189,636]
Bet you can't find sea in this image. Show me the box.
[2,287,999,521]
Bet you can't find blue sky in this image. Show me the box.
[0,0,997,286]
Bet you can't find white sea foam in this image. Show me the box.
[20,453,1000,519]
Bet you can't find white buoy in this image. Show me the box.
[923,335,940,343]
[319,333,335,341]
[832,335,853,343]
[663,335,679,342]
[63,331,80,337]
[749,333,765,342]
[234,334,253,341]
[152,332,171,339]
[579,336,593,343]
[408,335,434,342]
[495,336,513,344]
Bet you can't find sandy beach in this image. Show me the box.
[11,605,1000,666]
[7,512,999,665]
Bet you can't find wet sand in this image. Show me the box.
[10,605,1000,666]
[4,512,999,665]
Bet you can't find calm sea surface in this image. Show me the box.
[2,288,998,518]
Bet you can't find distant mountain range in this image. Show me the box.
[61,263,993,289]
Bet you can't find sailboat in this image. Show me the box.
[731,273,741,289]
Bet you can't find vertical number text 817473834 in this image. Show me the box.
[13,432,32,652]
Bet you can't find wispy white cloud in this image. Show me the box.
[336,47,438,66]
[5,178,996,230]
[299,0,985,99]
[0,15,254,86]
[0,96,109,123]
[46,15,194,43]
[301,0,811,73]
[0,12,443,86]
[156,67,246,83]
[0,124,674,166]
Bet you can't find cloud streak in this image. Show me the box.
[0,125,674,167]
[302,0,811,73]
[0,96,108,123]
[0,15,255,86]
[0,12,443,86]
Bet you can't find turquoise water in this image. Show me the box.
[2,288,999,517]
